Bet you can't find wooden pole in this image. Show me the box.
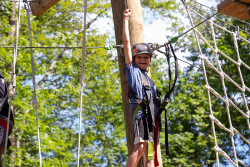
[111,0,162,166]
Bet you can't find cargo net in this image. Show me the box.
[184,4,250,167]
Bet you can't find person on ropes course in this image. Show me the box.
[0,71,14,167]
[123,9,161,167]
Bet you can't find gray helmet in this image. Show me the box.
[131,43,152,57]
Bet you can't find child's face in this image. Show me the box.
[134,54,151,70]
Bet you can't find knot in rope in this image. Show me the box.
[8,74,16,97]
[198,54,204,60]
[241,85,245,92]
[80,76,84,87]
[32,100,39,110]
[214,146,221,153]
[247,111,250,117]
[205,84,211,91]
[8,85,15,97]
[224,97,229,106]
[229,127,234,136]
[209,115,215,121]
[237,59,242,66]
[219,72,224,80]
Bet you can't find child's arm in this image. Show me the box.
[123,9,132,67]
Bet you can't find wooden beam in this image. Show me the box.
[29,0,60,16]
[217,0,250,20]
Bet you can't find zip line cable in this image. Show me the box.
[178,12,219,39]
[77,0,87,165]
[150,11,218,52]
[186,2,250,36]
[25,4,42,167]
[188,0,250,27]
[0,46,123,49]
[3,0,21,166]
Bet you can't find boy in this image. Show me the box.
[123,9,159,167]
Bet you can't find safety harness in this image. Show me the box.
[128,71,156,162]
[128,42,178,166]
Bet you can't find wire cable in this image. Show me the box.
[150,11,218,50]
[0,46,123,49]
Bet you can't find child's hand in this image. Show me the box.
[124,9,132,19]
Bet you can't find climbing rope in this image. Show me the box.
[182,0,250,166]
[77,0,87,166]
[3,0,21,166]
[25,4,42,167]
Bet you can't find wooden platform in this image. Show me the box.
[29,0,60,16]
[217,0,250,20]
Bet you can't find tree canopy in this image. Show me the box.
[0,0,250,166]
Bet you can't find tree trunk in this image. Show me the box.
[8,2,16,38]
[111,1,162,166]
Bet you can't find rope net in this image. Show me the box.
[183,2,250,167]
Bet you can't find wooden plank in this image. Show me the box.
[217,0,250,20]
[29,0,60,16]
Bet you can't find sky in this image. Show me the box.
[92,0,218,71]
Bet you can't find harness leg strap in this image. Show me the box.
[154,118,159,166]
[148,138,154,160]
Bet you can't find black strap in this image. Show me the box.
[155,42,178,156]
[164,43,178,103]
[0,82,8,113]
[140,73,155,132]
[165,109,170,155]
[156,43,179,116]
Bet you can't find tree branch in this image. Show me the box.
[36,11,105,90]
[36,48,67,90]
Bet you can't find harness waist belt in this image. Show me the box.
[0,119,10,133]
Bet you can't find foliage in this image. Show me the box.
[3,0,249,166]
[180,0,250,166]
[1,0,126,166]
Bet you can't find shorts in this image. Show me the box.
[133,116,150,145]
[0,116,14,148]
[133,116,160,145]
